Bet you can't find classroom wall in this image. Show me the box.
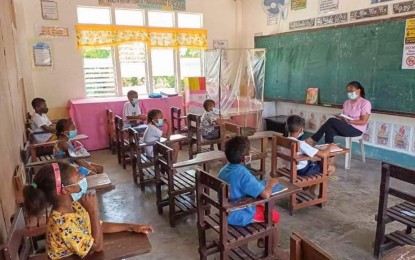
[0,0,26,242]
[17,0,238,119]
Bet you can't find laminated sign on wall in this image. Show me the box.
[98,0,186,10]
[402,18,415,69]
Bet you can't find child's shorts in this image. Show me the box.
[253,204,280,223]
[297,161,322,176]
[202,127,220,140]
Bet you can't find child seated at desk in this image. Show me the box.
[286,115,336,196]
[201,99,222,140]
[23,162,153,259]
[30,97,57,143]
[218,136,287,258]
[54,118,103,175]
[143,109,179,163]
[123,90,147,132]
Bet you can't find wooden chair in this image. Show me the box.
[222,123,268,179]
[290,232,334,260]
[0,207,30,260]
[114,115,131,169]
[196,169,279,259]
[106,109,116,154]
[129,128,156,190]
[270,135,329,215]
[374,162,415,258]
[171,106,187,135]
[154,142,197,227]
[21,141,55,166]
[187,113,224,159]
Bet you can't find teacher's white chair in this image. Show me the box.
[344,135,365,169]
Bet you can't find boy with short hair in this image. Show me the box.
[201,99,220,140]
[218,136,287,259]
[286,115,336,196]
[31,98,56,143]
[123,90,147,129]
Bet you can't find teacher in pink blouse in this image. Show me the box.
[306,81,372,144]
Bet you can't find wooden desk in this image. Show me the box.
[172,150,225,169]
[86,173,114,191]
[161,134,187,143]
[381,245,415,260]
[248,131,282,140]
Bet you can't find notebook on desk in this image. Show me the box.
[315,144,343,153]
[260,180,288,195]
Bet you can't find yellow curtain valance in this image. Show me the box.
[75,24,207,49]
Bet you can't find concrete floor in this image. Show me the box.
[90,146,410,260]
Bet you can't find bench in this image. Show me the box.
[290,232,334,260]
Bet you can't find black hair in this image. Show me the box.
[127,90,138,97]
[56,119,68,138]
[31,98,46,109]
[147,109,162,124]
[203,99,215,111]
[286,115,305,133]
[347,81,366,99]
[23,162,73,216]
[225,136,250,164]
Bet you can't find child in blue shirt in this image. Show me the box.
[218,136,287,258]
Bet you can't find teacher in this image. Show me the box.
[305,81,371,145]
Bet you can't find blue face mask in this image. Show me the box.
[131,98,138,105]
[212,108,220,114]
[347,91,357,100]
[68,129,77,139]
[156,119,164,127]
[71,178,88,201]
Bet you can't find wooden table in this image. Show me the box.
[172,150,226,171]
[381,245,415,260]
[86,173,114,191]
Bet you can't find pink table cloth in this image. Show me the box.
[68,96,183,151]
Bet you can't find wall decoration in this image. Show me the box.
[350,5,388,20]
[375,122,391,146]
[41,0,58,20]
[316,13,348,26]
[98,0,186,11]
[318,113,328,128]
[319,0,339,13]
[262,0,288,26]
[288,108,298,116]
[307,112,318,131]
[298,110,307,119]
[289,18,315,30]
[291,0,306,10]
[305,88,318,104]
[412,127,415,153]
[32,41,52,68]
[363,121,374,143]
[35,25,69,37]
[402,18,415,69]
[213,40,228,50]
[371,0,395,3]
[392,124,411,151]
[393,1,415,14]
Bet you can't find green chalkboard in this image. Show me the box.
[255,17,415,114]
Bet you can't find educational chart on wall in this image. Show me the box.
[35,25,69,37]
[40,0,58,20]
[98,0,186,10]
[319,0,339,13]
[392,124,411,151]
[402,18,415,69]
[289,18,315,30]
[316,13,347,26]
[371,0,395,3]
[393,1,415,14]
[291,0,306,10]
[32,41,52,69]
[350,5,388,20]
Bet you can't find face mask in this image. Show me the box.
[244,154,252,165]
[68,129,78,139]
[347,91,357,100]
[298,129,304,138]
[71,178,88,201]
[41,107,49,114]
[131,98,138,105]
[156,119,164,127]
[212,108,220,114]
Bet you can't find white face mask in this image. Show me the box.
[244,154,252,165]
[347,91,358,100]
[298,129,304,138]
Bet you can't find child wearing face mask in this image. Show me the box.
[218,136,288,259]
[54,118,103,175]
[123,90,147,131]
[30,97,57,143]
[286,115,336,196]
[143,109,179,163]
[23,162,154,259]
[201,99,222,140]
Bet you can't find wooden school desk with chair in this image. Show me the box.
[196,169,301,259]
[270,135,349,215]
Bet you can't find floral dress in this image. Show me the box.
[47,201,94,259]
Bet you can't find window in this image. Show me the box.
[77,6,204,97]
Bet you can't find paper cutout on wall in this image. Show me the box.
[375,122,391,146]
[288,108,297,115]
[392,124,410,151]
[318,113,328,128]
[363,121,374,143]
[308,111,318,131]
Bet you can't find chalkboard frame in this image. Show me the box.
[257,14,415,117]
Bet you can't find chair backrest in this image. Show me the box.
[290,232,334,260]
[13,163,27,204]
[106,109,115,141]
[0,208,30,260]
[170,106,184,134]
[187,113,202,141]
[154,142,174,188]
[114,115,123,136]
[271,135,300,181]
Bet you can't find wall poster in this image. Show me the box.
[292,0,306,10]
[319,0,339,13]
[32,41,52,68]
[41,0,58,20]
[402,18,415,69]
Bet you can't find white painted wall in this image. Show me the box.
[240,0,415,48]
[17,0,237,118]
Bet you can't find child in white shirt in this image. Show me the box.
[286,115,336,196]
[30,98,56,143]
[123,90,147,131]
[201,99,221,140]
[143,109,179,163]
